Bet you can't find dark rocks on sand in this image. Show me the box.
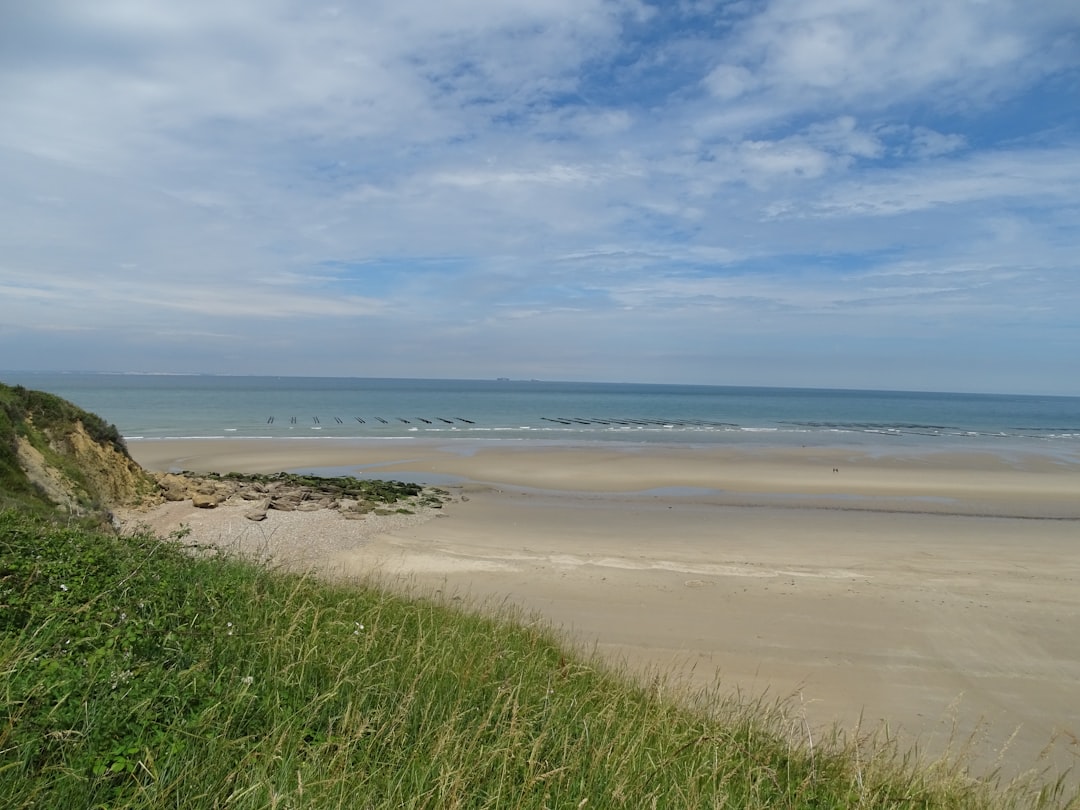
[152,470,449,520]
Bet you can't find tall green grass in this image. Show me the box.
[1,508,1074,808]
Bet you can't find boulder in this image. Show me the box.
[161,484,189,502]
[213,481,238,499]
[157,473,194,502]
[191,492,221,509]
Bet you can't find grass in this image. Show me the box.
[1,507,1075,809]
[0,380,131,517]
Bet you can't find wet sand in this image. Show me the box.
[128,438,1080,785]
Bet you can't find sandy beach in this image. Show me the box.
[126,438,1080,785]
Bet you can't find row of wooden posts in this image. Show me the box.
[266,416,475,425]
[264,416,734,427]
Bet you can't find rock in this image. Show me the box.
[147,470,438,521]
[244,498,270,521]
[213,482,238,498]
[157,473,194,502]
[191,492,221,509]
[42,419,159,508]
[161,485,189,502]
[344,501,375,516]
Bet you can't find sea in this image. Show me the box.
[4,372,1080,461]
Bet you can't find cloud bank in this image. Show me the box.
[1,0,1078,393]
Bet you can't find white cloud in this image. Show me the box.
[0,0,1078,390]
[908,127,967,159]
[801,146,1080,218]
[697,0,1080,133]
[738,139,833,179]
[430,163,600,189]
[703,64,755,100]
[805,117,882,159]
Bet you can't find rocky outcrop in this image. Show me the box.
[16,421,159,514]
[147,471,449,521]
[45,419,158,507]
[1,380,158,518]
[14,437,83,513]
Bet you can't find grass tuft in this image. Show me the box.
[1,507,1074,809]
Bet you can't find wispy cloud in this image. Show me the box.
[790,146,1080,218]
[1,0,1078,392]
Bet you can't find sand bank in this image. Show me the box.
[127,438,1080,784]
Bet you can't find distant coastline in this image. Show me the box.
[3,369,1079,398]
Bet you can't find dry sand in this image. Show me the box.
[127,438,1080,785]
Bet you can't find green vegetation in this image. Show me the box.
[0,381,133,517]
[0,382,125,454]
[0,381,1073,807]
[2,509,1074,809]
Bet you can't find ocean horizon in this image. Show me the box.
[4,371,1079,460]
[6,368,1077,398]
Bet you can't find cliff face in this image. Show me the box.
[19,419,156,508]
[1,381,157,516]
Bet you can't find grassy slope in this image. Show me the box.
[0,380,129,516]
[2,509,1074,809]
[0,385,47,513]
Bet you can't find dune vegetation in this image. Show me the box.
[2,507,1075,809]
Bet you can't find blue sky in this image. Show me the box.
[1,0,1078,394]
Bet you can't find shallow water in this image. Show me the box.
[5,372,1078,459]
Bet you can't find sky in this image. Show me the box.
[1,1,1079,395]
